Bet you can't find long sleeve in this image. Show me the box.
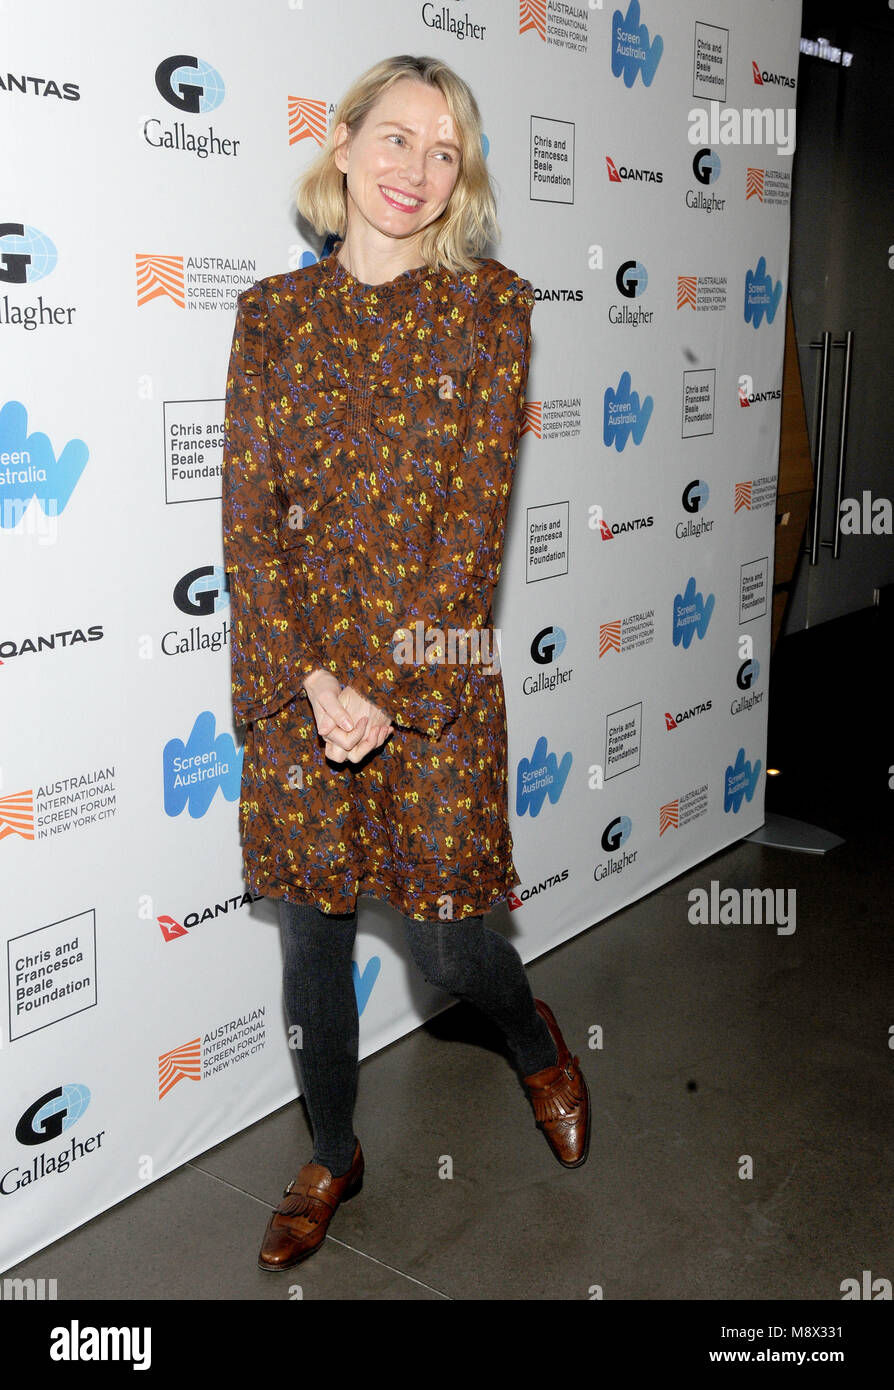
[221,282,330,725]
[348,271,535,740]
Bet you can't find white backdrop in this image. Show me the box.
[1,0,801,1269]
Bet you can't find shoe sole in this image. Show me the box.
[257,1173,363,1272]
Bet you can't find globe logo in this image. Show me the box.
[0,223,58,284]
[155,56,225,114]
[16,1083,91,1146]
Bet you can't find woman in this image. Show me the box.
[221,54,589,1273]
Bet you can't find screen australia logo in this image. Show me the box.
[0,400,87,535]
[163,711,242,818]
[672,577,714,647]
[516,735,572,817]
[611,1,663,87]
[604,371,653,450]
[744,257,783,327]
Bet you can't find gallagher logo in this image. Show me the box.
[682,479,710,513]
[672,576,714,647]
[163,711,242,818]
[752,60,795,89]
[732,658,763,715]
[604,370,653,450]
[155,55,225,111]
[606,156,663,184]
[724,747,762,812]
[611,1,663,87]
[0,223,57,284]
[744,256,783,327]
[15,1085,90,1146]
[531,626,567,665]
[516,735,572,817]
[664,700,712,730]
[677,481,713,540]
[615,260,648,297]
[594,814,637,881]
[524,626,572,696]
[692,148,721,185]
[173,565,230,616]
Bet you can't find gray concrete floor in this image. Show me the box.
[6,817,891,1301]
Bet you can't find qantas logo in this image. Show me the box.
[752,60,795,88]
[606,156,663,184]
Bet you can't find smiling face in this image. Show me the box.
[332,78,463,251]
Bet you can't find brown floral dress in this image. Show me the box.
[221,245,535,922]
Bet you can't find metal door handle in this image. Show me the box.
[806,330,854,563]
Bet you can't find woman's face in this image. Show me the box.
[333,78,463,248]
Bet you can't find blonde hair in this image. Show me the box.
[294,54,500,277]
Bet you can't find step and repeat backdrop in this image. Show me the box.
[1,0,800,1268]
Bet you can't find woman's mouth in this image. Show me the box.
[380,185,425,212]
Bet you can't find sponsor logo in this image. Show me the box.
[672,577,714,647]
[604,370,653,450]
[521,397,581,440]
[146,55,239,160]
[516,735,572,816]
[159,1008,267,1095]
[664,699,712,730]
[0,625,103,660]
[594,815,637,881]
[524,625,572,695]
[527,503,570,581]
[752,60,795,89]
[724,747,762,812]
[423,4,488,43]
[508,868,570,911]
[682,368,715,437]
[0,73,79,100]
[531,116,575,203]
[734,477,776,512]
[520,0,591,52]
[732,658,764,715]
[135,253,256,310]
[606,155,663,184]
[677,274,727,312]
[744,256,783,327]
[162,712,242,818]
[158,891,261,941]
[2,1086,104,1197]
[659,784,708,834]
[599,609,654,656]
[0,400,88,529]
[611,1,663,87]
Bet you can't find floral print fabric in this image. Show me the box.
[222,247,534,921]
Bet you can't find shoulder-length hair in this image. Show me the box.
[294,54,500,277]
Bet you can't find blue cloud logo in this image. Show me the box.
[353,957,381,1015]
[744,256,783,327]
[516,735,572,817]
[0,223,58,284]
[724,747,762,812]
[611,1,663,87]
[163,711,243,818]
[604,371,653,450]
[0,400,88,525]
[672,576,715,647]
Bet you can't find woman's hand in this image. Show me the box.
[302,669,394,764]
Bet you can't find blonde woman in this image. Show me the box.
[222,54,589,1272]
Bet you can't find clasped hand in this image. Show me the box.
[302,669,394,764]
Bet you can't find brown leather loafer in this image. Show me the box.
[257,1139,364,1271]
[522,999,590,1168]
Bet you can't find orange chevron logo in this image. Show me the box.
[598,620,621,657]
[158,1038,202,1098]
[0,790,34,841]
[734,481,753,512]
[677,276,697,310]
[519,0,547,39]
[659,800,679,836]
[746,167,765,200]
[136,254,185,308]
[521,401,542,438]
[288,96,327,146]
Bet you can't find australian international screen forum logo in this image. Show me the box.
[519,0,592,54]
[158,1007,267,1097]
